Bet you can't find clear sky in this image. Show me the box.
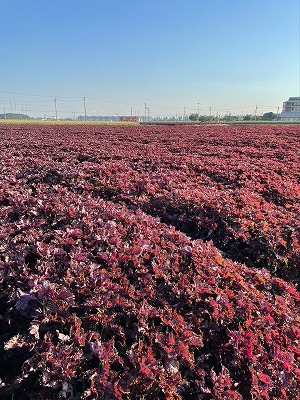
[0,0,299,118]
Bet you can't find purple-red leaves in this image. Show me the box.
[0,124,299,399]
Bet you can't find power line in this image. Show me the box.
[0,89,81,99]
[86,97,143,106]
[147,103,182,110]
[0,88,281,119]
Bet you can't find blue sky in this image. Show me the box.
[0,0,299,118]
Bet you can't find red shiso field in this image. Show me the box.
[0,124,299,399]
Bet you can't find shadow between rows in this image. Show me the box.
[86,186,298,286]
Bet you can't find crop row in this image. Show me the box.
[3,124,299,283]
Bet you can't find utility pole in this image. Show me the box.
[197,102,200,116]
[209,106,212,116]
[131,107,133,119]
[54,98,58,120]
[144,103,147,122]
[83,96,87,121]
[254,105,258,121]
[4,107,6,119]
[276,106,280,120]
[147,107,150,122]
[183,106,186,119]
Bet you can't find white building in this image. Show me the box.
[280,97,300,120]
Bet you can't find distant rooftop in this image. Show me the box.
[281,96,300,120]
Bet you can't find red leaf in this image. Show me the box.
[68,206,76,217]
[257,372,272,385]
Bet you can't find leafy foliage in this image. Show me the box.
[0,124,299,399]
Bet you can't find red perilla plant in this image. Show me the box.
[0,123,299,399]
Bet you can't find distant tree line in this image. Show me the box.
[189,112,278,122]
[0,111,279,122]
[0,113,31,120]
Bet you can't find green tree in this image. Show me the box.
[189,113,199,121]
[222,114,238,122]
[0,113,30,120]
[261,112,277,120]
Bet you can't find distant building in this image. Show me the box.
[119,116,140,123]
[280,97,300,120]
